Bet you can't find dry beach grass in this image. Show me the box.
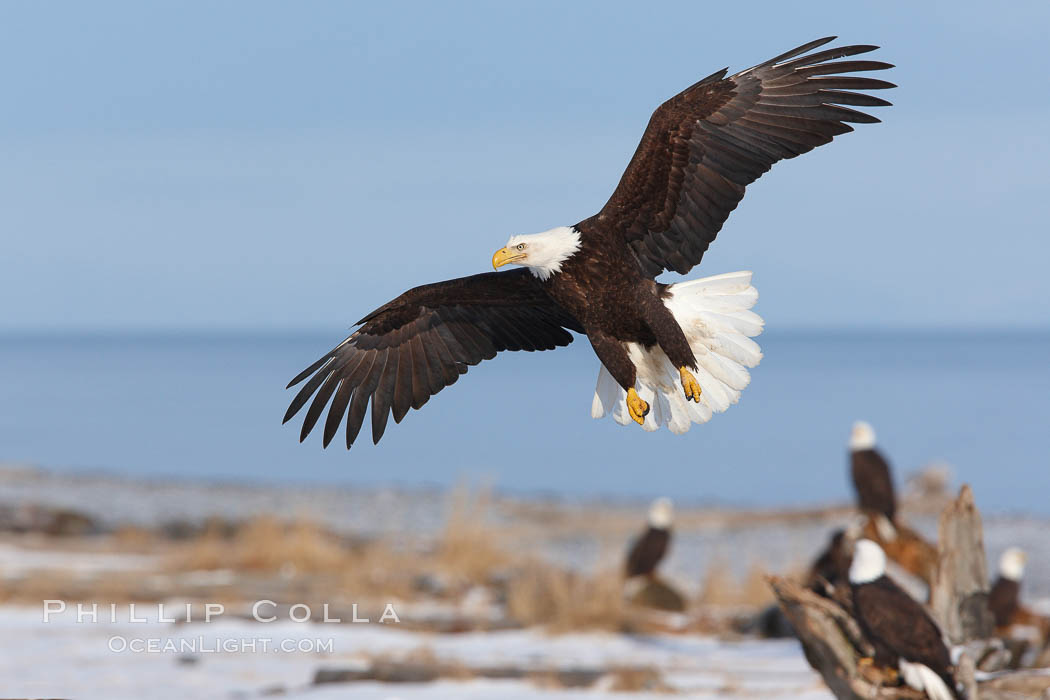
[0,482,809,636]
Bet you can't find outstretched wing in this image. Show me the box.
[590,37,894,278]
[284,268,582,448]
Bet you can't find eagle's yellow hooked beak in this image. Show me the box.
[492,247,525,270]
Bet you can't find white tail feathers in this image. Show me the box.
[591,271,763,434]
[899,660,956,700]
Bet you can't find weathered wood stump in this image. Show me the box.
[930,485,995,645]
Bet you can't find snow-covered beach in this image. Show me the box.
[1,464,1047,699]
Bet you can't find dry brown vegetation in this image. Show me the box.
[432,485,514,583]
[697,559,775,608]
[0,484,814,636]
[506,562,625,632]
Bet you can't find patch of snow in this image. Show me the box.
[0,605,831,700]
[0,543,158,578]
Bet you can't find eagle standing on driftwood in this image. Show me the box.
[849,421,897,535]
[989,548,1029,630]
[989,547,1050,643]
[849,540,960,700]
[285,38,893,448]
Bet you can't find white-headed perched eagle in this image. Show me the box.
[285,37,894,448]
[849,421,898,533]
[850,540,960,700]
[625,497,673,580]
[988,547,1050,639]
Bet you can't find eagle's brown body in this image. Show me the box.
[285,37,894,448]
[989,575,1050,638]
[852,575,958,697]
[545,238,690,391]
[989,576,1022,628]
[625,525,671,579]
[851,447,897,523]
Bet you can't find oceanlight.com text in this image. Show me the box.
[108,636,335,654]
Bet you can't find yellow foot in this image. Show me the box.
[626,388,649,426]
[858,657,874,668]
[680,367,702,403]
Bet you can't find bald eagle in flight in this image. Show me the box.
[284,37,894,448]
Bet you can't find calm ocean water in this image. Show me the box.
[0,330,1046,514]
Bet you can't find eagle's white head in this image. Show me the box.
[648,497,673,529]
[999,547,1027,581]
[849,420,877,451]
[849,538,886,584]
[492,226,581,281]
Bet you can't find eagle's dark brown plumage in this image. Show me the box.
[989,576,1021,629]
[988,574,1050,639]
[851,448,897,523]
[853,577,953,672]
[285,37,893,447]
[807,529,852,598]
[852,574,958,698]
[588,37,893,278]
[283,269,582,447]
[625,526,671,579]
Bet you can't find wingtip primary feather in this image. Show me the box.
[757,36,837,69]
[286,359,326,389]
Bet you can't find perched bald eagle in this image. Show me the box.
[989,547,1027,629]
[849,421,898,534]
[284,38,893,448]
[625,497,673,580]
[850,540,959,700]
[989,547,1048,637]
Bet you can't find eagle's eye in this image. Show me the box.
[516,243,525,250]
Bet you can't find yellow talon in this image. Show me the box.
[626,388,649,426]
[680,366,702,403]
[858,657,874,668]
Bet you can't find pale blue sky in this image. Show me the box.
[2,1,1048,330]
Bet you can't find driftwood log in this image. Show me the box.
[770,485,1050,700]
[930,485,995,645]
